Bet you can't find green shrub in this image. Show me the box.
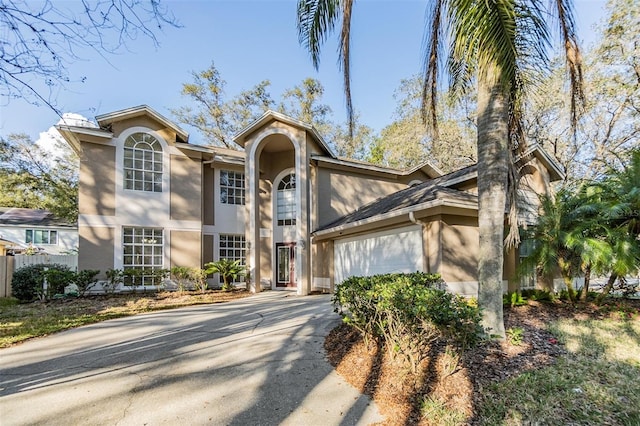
[558,288,578,301]
[73,270,100,296]
[521,289,556,302]
[503,291,527,307]
[506,327,524,346]
[190,268,209,293]
[170,266,193,292]
[12,263,73,302]
[104,268,123,294]
[333,272,482,371]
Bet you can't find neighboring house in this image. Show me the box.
[57,105,563,295]
[0,208,78,255]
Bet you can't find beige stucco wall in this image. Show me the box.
[169,230,201,269]
[110,116,179,144]
[79,225,114,278]
[316,167,406,227]
[440,215,479,283]
[170,155,202,222]
[79,143,116,216]
[202,234,214,266]
[312,239,333,291]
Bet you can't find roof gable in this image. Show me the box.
[95,105,189,143]
[233,110,335,157]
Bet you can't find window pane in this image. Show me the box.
[220,170,245,205]
[123,133,163,193]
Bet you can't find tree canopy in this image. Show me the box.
[0,133,78,222]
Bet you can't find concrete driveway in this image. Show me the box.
[0,292,383,425]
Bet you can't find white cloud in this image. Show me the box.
[36,113,97,161]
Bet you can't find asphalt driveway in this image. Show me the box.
[0,291,383,425]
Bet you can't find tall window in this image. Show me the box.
[123,227,163,285]
[123,132,163,192]
[219,234,246,284]
[220,170,245,205]
[277,172,296,226]
[25,229,58,245]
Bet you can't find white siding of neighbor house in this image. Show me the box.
[0,225,78,254]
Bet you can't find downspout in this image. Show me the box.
[409,212,430,274]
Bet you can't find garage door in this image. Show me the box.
[334,225,423,284]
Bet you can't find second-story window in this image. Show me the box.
[277,172,296,226]
[220,170,245,205]
[123,132,163,192]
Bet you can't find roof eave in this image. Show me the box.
[55,125,113,154]
[313,197,478,241]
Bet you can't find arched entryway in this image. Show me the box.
[245,126,311,295]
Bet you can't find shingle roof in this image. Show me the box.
[0,208,76,228]
[317,164,479,231]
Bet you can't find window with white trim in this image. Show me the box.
[25,229,58,245]
[277,172,296,226]
[220,170,245,205]
[123,132,163,192]
[123,227,163,285]
[219,234,246,284]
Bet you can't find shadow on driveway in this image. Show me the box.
[0,292,383,425]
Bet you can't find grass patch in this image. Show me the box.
[476,317,640,425]
[0,290,250,348]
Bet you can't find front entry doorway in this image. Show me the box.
[276,242,296,288]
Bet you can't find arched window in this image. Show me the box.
[123,132,163,192]
[277,172,296,226]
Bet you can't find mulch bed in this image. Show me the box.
[324,299,640,425]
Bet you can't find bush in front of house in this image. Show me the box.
[333,272,482,371]
[73,269,100,296]
[12,263,73,302]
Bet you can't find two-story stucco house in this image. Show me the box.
[57,105,563,295]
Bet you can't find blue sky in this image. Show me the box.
[0,0,609,145]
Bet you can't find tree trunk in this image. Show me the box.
[596,273,618,305]
[579,264,591,302]
[476,68,508,339]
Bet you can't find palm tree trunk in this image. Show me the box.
[596,273,618,305]
[476,67,508,339]
[579,264,591,301]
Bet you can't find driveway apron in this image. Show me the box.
[0,292,383,425]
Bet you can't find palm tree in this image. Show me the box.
[297,0,583,338]
[594,149,640,303]
[522,188,611,303]
[205,259,245,291]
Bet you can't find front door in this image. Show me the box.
[276,242,296,288]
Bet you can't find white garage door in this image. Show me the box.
[334,225,423,284]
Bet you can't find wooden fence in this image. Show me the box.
[0,255,78,297]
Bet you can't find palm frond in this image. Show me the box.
[421,0,445,137]
[296,0,341,69]
[552,0,585,129]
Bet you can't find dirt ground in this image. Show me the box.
[324,299,640,425]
